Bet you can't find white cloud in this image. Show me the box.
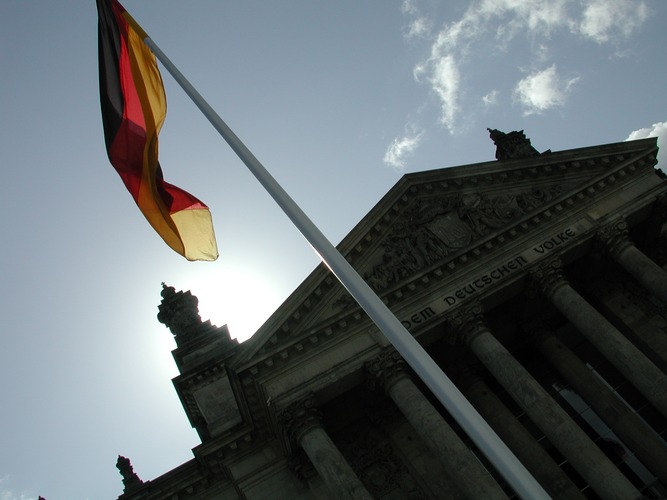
[0,490,34,500]
[439,0,571,50]
[626,121,667,167]
[430,55,461,130]
[513,65,579,115]
[0,476,35,500]
[482,90,499,106]
[405,17,430,39]
[384,127,425,169]
[407,0,573,131]
[577,0,649,43]
[402,0,649,130]
[401,0,419,16]
[401,0,430,39]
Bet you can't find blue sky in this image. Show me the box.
[1,0,666,498]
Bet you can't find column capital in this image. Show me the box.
[446,303,488,345]
[365,347,409,392]
[278,393,323,445]
[529,258,568,298]
[595,219,632,259]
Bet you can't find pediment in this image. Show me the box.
[234,138,659,367]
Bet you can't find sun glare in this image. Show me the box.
[181,265,286,343]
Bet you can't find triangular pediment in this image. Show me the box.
[234,138,660,368]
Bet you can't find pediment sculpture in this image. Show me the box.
[365,186,568,291]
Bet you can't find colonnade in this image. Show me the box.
[277,220,667,498]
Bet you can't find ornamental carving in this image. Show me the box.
[365,186,567,291]
[277,394,322,445]
[157,283,202,339]
[595,220,632,259]
[365,347,409,392]
[529,258,567,297]
[487,128,543,160]
[116,455,143,493]
[446,303,488,345]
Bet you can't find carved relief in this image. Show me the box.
[446,303,488,345]
[529,258,567,298]
[595,220,632,259]
[365,186,567,291]
[116,455,143,493]
[157,283,203,341]
[365,347,410,392]
[488,128,543,160]
[278,394,322,445]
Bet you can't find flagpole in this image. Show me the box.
[142,35,549,499]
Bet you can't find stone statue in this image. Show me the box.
[157,283,202,337]
[487,128,541,160]
[116,455,143,492]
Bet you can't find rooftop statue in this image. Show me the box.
[487,128,542,161]
[157,283,202,337]
[116,455,143,492]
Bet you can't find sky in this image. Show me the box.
[1,0,666,498]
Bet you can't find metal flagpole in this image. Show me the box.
[142,33,549,499]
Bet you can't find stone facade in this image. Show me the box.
[118,135,667,499]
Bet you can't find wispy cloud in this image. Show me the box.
[0,476,35,500]
[482,90,499,107]
[405,17,430,40]
[386,0,650,168]
[576,0,649,43]
[514,65,579,115]
[402,0,648,131]
[384,126,425,170]
[401,0,430,39]
[430,55,461,130]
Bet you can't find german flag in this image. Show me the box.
[97,0,218,261]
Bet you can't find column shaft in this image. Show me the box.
[536,332,667,485]
[280,396,372,499]
[387,376,507,499]
[615,244,667,304]
[299,427,373,500]
[549,281,667,417]
[597,220,667,304]
[467,328,641,500]
[459,373,585,499]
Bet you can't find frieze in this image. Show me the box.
[399,219,592,331]
[365,185,572,291]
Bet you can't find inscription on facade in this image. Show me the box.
[401,306,437,330]
[400,220,591,330]
[533,228,576,253]
[443,256,528,307]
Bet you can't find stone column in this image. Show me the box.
[279,395,372,500]
[448,304,641,500]
[526,321,667,486]
[597,219,667,304]
[456,369,585,500]
[366,348,507,500]
[530,258,667,418]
